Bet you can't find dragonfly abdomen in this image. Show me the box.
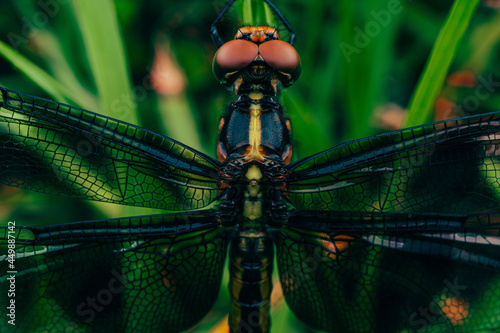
[229,233,274,333]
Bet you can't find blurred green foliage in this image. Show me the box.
[1,0,500,332]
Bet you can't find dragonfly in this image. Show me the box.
[1,0,500,332]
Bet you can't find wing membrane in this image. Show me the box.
[0,87,221,210]
[285,112,500,214]
[0,211,228,332]
[275,212,500,332]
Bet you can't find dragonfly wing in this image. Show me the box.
[0,87,222,210]
[285,112,500,214]
[274,211,500,332]
[0,211,228,332]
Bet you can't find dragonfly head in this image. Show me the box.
[213,26,301,94]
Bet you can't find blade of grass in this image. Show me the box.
[340,0,401,141]
[72,0,138,124]
[242,0,274,25]
[404,0,480,127]
[263,2,274,25]
[0,39,91,106]
[36,32,98,110]
[309,11,338,140]
[242,0,254,23]
[158,95,204,152]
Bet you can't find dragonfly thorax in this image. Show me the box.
[217,91,293,165]
[218,161,286,227]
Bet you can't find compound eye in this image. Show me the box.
[259,40,300,74]
[214,40,259,71]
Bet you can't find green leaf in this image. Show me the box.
[404,0,480,127]
[72,0,138,124]
[0,39,91,106]
[242,0,276,26]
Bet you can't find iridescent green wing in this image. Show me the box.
[278,112,500,332]
[0,211,228,332]
[275,211,500,332]
[285,112,500,214]
[0,87,221,210]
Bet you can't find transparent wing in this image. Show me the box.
[275,211,500,332]
[280,112,500,331]
[0,87,222,211]
[0,211,228,332]
[285,112,500,215]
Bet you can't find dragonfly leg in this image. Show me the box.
[217,199,237,222]
[270,199,288,221]
[264,160,285,178]
[222,159,244,177]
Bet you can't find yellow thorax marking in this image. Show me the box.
[247,101,264,161]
